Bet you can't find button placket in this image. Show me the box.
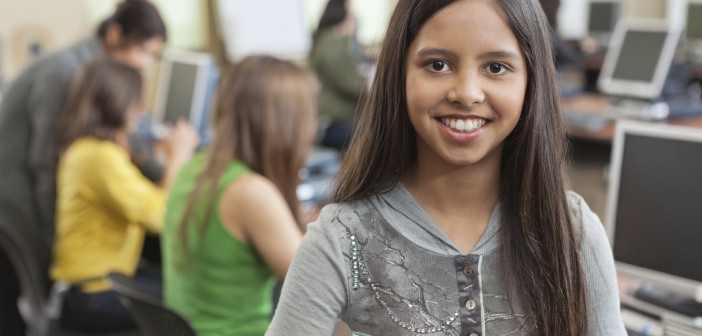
[454,255,482,336]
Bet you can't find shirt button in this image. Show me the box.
[469,332,480,336]
[465,299,477,311]
[463,266,473,277]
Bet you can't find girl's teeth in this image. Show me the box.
[441,117,486,132]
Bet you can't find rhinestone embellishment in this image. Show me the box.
[347,230,460,333]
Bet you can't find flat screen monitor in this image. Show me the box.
[588,0,621,35]
[686,1,702,41]
[152,49,215,137]
[606,120,702,300]
[598,20,682,99]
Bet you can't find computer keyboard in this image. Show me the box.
[634,286,702,318]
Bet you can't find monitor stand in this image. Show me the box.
[633,285,702,318]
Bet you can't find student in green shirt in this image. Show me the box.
[162,56,319,335]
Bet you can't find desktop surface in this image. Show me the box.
[563,94,702,142]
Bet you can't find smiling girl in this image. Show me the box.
[267,0,625,335]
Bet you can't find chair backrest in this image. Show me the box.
[106,273,197,336]
[0,202,50,336]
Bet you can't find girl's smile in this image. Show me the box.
[435,114,490,142]
[405,0,527,168]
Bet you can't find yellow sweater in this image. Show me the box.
[51,138,164,292]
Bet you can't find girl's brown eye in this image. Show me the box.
[431,61,446,71]
[488,63,506,74]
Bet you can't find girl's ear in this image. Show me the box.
[104,23,124,48]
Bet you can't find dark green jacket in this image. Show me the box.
[310,29,367,123]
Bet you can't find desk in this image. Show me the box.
[563,94,702,142]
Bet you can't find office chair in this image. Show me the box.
[107,273,197,336]
[0,203,50,336]
[0,201,141,336]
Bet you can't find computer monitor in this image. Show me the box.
[152,49,216,138]
[588,0,621,36]
[686,0,702,42]
[598,20,682,99]
[606,120,702,301]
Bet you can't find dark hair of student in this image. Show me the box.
[97,0,167,45]
[57,58,142,150]
[316,0,348,33]
[312,0,348,47]
[332,0,587,334]
[176,56,319,250]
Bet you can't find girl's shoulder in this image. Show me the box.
[308,198,378,238]
[315,198,375,224]
[62,137,127,163]
[565,190,609,247]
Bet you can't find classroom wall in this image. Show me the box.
[2,0,681,98]
[84,0,209,51]
[558,0,670,40]
[623,0,666,19]
[0,0,88,80]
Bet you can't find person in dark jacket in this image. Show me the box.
[311,0,372,152]
[0,2,166,333]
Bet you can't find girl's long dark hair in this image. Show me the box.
[57,58,142,150]
[333,0,587,334]
[176,56,319,250]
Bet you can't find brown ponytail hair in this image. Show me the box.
[177,56,319,250]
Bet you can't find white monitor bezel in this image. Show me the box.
[597,20,682,100]
[152,49,212,129]
[606,120,702,300]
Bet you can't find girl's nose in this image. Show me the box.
[447,72,485,108]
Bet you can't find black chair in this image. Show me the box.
[0,201,140,336]
[0,202,50,336]
[106,273,197,336]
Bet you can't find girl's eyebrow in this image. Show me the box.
[415,48,457,58]
[477,51,522,61]
[415,48,521,61]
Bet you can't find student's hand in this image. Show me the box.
[163,120,199,165]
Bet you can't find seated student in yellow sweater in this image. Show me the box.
[51,58,198,332]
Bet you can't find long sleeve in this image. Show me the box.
[85,143,165,233]
[53,139,164,289]
[570,193,628,335]
[27,66,74,235]
[266,205,348,335]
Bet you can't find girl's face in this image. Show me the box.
[405,0,527,169]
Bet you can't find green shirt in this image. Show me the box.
[163,153,276,335]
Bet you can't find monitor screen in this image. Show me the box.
[162,62,199,124]
[588,2,620,34]
[609,123,702,285]
[611,30,667,82]
[153,50,216,141]
[687,3,702,41]
[597,21,680,100]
